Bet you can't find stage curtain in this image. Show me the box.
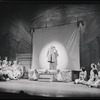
[32,23,80,70]
[63,25,80,70]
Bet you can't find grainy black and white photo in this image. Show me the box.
[0,0,100,99]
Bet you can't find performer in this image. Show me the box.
[0,58,9,81]
[74,67,87,84]
[47,46,59,70]
[56,69,63,81]
[86,63,98,86]
[16,61,24,79]
[12,60,22,79]
[89,70,99,88]
[97,61,100,71]
[28,69,38,81]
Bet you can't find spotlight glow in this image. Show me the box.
[39,41,68,70]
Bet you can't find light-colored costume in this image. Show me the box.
[0,60,9,81]
[16,62,24,79]
[75,70,87,84]
[47,46,59,70]
[89,71,100,88]
[28,69,38,81]
[86,69,95,85]
[56,70,63,81]
[12,64,21,79]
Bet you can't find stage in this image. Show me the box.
[0,79,100,98]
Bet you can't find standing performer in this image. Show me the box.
[47,46,59,70]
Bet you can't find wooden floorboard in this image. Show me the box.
[0,79,100,98]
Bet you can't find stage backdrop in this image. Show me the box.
[31,23,80,70]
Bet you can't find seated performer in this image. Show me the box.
[56,69,63,81]
[88,69,99,88]
[16,61,24,79]
[74,67,87,84]
[0,58,9,81]
[4,60,16,80]
[12,60,23,79]
[2,58,8,71]
[4,60,13,80]
[0,65,6,81]
[47,46,59,70]
[28,69,38,81]
[86,63,98,86]
[8,61,12,67]
[6,60,22,80]
[0,71,7,81]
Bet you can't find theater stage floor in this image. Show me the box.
[0,79,100,98]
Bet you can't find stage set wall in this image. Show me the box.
[31,23,80,71]
[80,39,100,79]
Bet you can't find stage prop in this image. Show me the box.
[28,69,80,82]
[16,53,32,71]
[38,73,54,82]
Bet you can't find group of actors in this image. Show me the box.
[0,57,24,81]
[1,55,100,89]
[74,63,100,88]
